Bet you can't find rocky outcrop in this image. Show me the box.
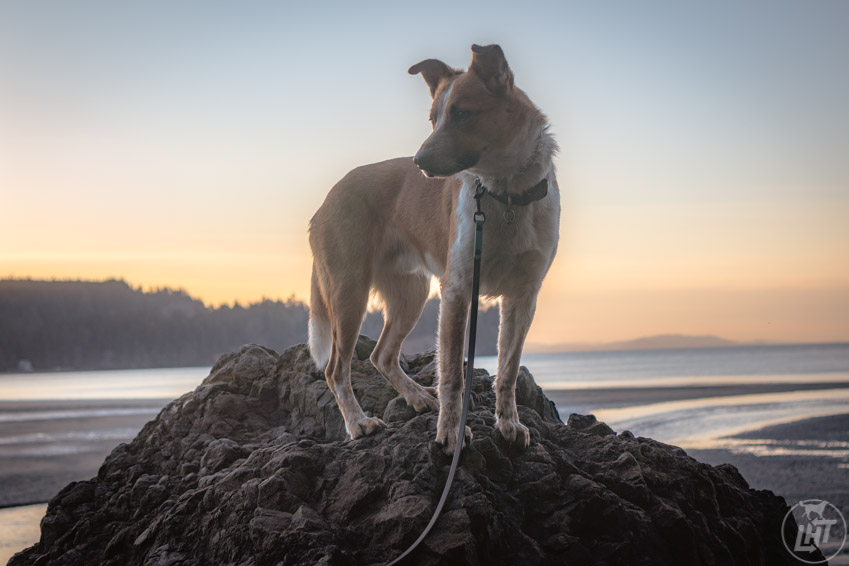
[10,337,821,565]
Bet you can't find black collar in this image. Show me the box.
[474,177,549,206]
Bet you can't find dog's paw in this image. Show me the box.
[405,386,439,413]
[348,416,386,439]
[436,424,473,455]
[497,417,530,450]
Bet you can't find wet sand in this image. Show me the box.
[546,385,849,514]
[689,414,849,565]
[689,414,849,512]
[2,384,847,507]
[0,399,169,507]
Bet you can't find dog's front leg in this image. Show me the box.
[494,291,539,449]
[435,283,473,455]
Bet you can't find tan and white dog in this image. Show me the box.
[308,44,559,454]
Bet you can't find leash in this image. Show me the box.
[385,180,487,566]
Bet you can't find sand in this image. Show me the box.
[688,414,849,513]
[546,385,849,516]
[0,399,169,507]
[2,387,847,507]
[690,415,849,565]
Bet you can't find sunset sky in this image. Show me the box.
[2,1,848,345]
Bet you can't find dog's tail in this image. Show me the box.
[308,265,332,370]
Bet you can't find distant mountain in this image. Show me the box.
[608,334,742,351]
[525,334,771,354]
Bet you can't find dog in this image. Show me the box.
[308,44,559,454]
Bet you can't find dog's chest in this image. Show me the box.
[476,202,558,295]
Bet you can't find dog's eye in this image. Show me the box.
[452,108,469,121]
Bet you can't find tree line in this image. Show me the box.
[0,279,499,372]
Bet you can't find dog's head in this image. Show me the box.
[409,44,533,178]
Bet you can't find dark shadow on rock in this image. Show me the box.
[10,337,823,566]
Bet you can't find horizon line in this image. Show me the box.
[4,276,848,353]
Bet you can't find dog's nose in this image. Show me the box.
[413,153,434,178]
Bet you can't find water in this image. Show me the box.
[0,367,209,512]
[0,366,209,401]
[477,343,849,454]
[477,342,849,389]
[0,344,847,456]
[0,503,46,564]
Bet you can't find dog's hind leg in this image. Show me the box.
[308,265,332,370]
[370,272,438,413]
[325,282,386,439]
[493,291,539,449]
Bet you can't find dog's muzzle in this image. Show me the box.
[413,153,437,178]
[413,150,480,178]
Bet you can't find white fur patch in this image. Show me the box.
[441,179,475,302]
[308,317,331,370]
[434,82,454,128]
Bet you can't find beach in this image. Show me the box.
[2,398,846,564]
[0,398,171,564]
[3,392,846,507]
[553,386,849,506]
[2,346,848,563]
[690,414,849,510]
[0,399,170,507]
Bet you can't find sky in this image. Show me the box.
[1,1,848,346]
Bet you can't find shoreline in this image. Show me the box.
[0,394,845,508]
[688,414,849,510]
[543,381,849,409]
[0,399,170,508]
[5,340,847,376]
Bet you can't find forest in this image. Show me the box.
[0,279,499,372]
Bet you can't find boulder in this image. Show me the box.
[10,337,821,565]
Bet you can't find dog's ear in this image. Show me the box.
[470,44,514,96]
[408,59,459,98]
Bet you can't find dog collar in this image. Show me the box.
[474,177,549,206]
[473,177,549,224]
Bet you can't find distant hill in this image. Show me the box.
[0,278,498,372]
[525,334,766,353]
[608,334,742,351]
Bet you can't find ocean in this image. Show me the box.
[480,342,849,389]
[479,343,849,453]
[0,343,846,463]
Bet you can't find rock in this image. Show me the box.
[10,337,822,566]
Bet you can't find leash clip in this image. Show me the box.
[473,178,486,224]
[474,177,485,197]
